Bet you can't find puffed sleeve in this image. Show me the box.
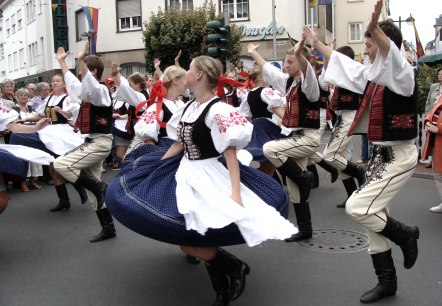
[134,103,162,142]
[64,71,82,102]
[114,76,147,109]
[0,106,19,131]
[166,103,187,141]
[206,102,253,153]
[261,87,285,110]
[237,91,251,117]
[80,71,111,107]
[36,100,47,117]
[62,96,80,119]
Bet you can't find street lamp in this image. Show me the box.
[387,15,414,30]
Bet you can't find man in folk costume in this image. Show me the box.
[305,0,419,303]
[248,34,321,242]
[54,43,116,243]
[316,45,364,208]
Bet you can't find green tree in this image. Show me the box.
[143,0,241,72]
[416,63,442,114]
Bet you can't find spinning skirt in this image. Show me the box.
[244,118,284,163]
[105,153,290,247]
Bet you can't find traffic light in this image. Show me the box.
[207,18,230,58]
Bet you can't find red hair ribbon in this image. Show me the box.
[216,76,246,98]
[135,81,168,128]
[238,71,254,89]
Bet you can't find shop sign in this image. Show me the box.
[237,23,285,40]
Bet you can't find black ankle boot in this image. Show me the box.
[50,184,71,212]
[317,160,339,183]
[205,260,230,306]
[72,184,88,205]
[307,165,319,189]
[285,201,312,242]
[342,161,366,186]
[214,248,250,301]
[73,171,107,210]
[277,159,313,202]
[90,208,116,242]
[379,216,419,269]
[360,250,397,303]
[336,178,358,208]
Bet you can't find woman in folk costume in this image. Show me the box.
[111,65,149,157]
[127,65,187,161]
[0,104,52,214]
[105,55,296,306]
[9,74,86,211]
[422,94,442,212]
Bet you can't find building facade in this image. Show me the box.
[0,0,387,87]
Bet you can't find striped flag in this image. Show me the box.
[82,6,99,54]
[309,0,318,7]
[411,17,425,58]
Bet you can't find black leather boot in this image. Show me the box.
[205,259,230,306]
[72,183,88,205]
[342,161,366,186]
[277,158,313,203]
[285,201,313,242]
[50,184,71,212]
[307,165,319,189]
[336,177,358,208]
[215,248,250,301]
[73,171,107,210]
[317,160,339,183]
[360,250,397,303]
[90,208,116,242]
[379,216,419,269]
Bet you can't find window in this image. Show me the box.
[349,22,363,42]
[8,54,13,72]
[26,0,36,22]
[75,10,88,41]
[13,51,18,71]
[28,42,37,66]
[6,18,10,37]
[221,0,249,21]
[117,0,142,31]
[120,63,146,78]
[0,17,3,33]
[19,48,25,68]
[0,44,4,60]
[11,14,16,34]
[325,4,333,32]
[166,0,193,11]
[17,9,22,30]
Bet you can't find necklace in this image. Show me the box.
[195,94,215,106]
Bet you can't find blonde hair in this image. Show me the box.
[161,65,186,89]
[15,88,29,98]
[192,56,223,88]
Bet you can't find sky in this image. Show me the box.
[388,0,442,49]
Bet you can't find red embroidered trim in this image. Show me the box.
[306,110,320,120]
[368,87,384,141]
[214,110,248,133]
[282,86,299,128]
[0,104,12,113]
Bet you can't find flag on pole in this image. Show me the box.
[411,17,425,58]
[81,6,99,54]
[309,0,318,7]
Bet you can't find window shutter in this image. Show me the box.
[117,0,141,18]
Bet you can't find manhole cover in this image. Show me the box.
[294,228,369,253]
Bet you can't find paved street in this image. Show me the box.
[1,138,442,306]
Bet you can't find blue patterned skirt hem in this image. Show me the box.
[9,132,57,157]
[105,152,289,247]
[244,118,284,163]
[0,150,28,178]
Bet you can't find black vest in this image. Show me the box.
[248,87,273,119]
[318,86,330,110]
[159,103,173,138]
[330,87,361,111]
[44,95,69,124]
[126,90,149,135]
[178,99,221,160]
[74,102,113,134]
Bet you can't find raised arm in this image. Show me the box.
[247,43,267,68]
[111,63,122,87]
[77,42,90,80]
[56,47,71,76]
[367,0,390,60]
[303,26,333,63]
[294,33,309,77]
[174,50,182,68]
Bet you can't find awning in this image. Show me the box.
[418,52,442,63]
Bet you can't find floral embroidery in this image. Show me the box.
[305,110,320,120]
[357,146,394,192]
[214,110,248,133]
[327,115,344,147]
[0,104,12,113]
[388,114,415,129]
[140,111,157,124]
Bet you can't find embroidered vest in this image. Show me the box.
[74,101,113,134]
[44,95,69,124]
[330,87,361,111]
[248,87,272,119]
[281,81,320,129]
[125,89,149,135]
[319,86,330,110]
[177,99,221,160]
[349,81,417,141]
[158,103,173,138]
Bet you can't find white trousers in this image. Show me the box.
[345,143,417,254]
[263,117,326,203]
[54,136,112,210]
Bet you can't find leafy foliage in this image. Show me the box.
[143,0,241,72]
[416,63,442,114]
